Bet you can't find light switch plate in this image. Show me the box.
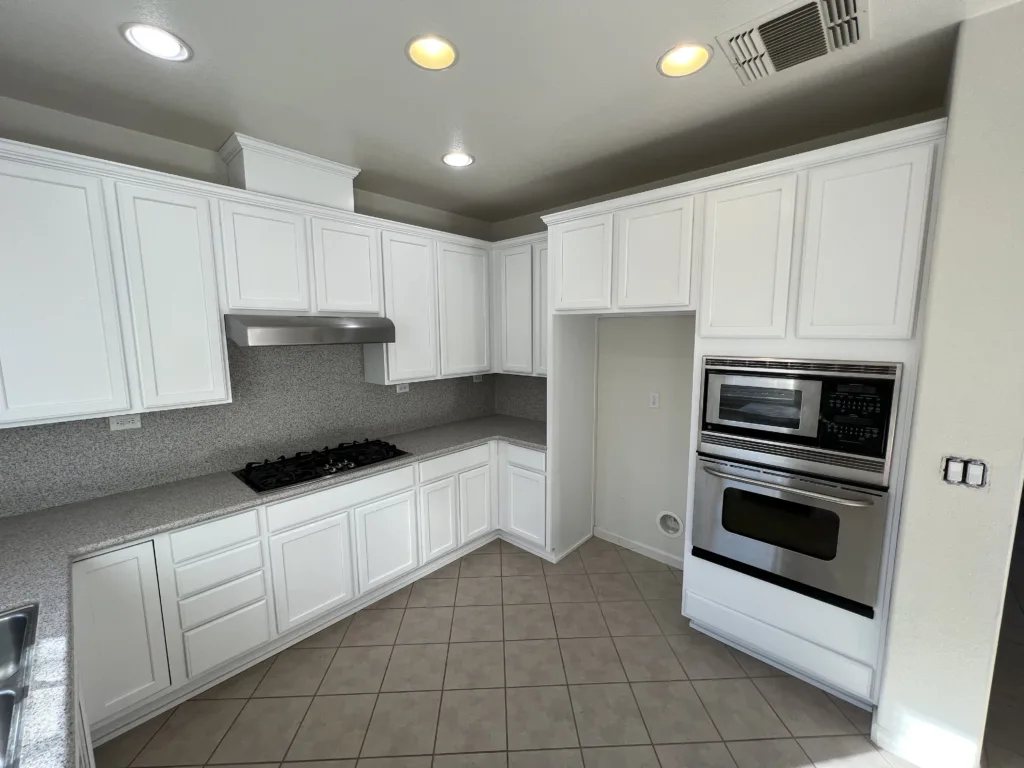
[110,414,142,431]
[943,456,988,488]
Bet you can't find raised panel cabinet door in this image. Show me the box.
[382,231,439,381]
[0,160,129,424]
[220,200,311,310]
[116,183,229,409]
[797,145,934,339]
[699,174,797,338]
[550,214,613,310]
[72,541,170,723]
[437,242,490,376]
[533,243,549,376]
[615,196,695,308]
[506,465,546,547]
[459,464,493,542]
[269,512,355,632]
[419,476,459,563]
[355,489,419,592]
[312,217,382,314]
[499,245,534,373]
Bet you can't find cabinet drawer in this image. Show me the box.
[184,599,271,678]
[170,510,260,563]
[505,444,546,472]
[418,445,491,483]
[174,541,263,599]
[178,571,266,631]
[266,466,415,533]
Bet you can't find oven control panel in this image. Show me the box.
[819,379,894,457]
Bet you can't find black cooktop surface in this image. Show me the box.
[235,439,409,493]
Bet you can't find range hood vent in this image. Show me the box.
[225,314,395,347]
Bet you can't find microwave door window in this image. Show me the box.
[719,385,804,430]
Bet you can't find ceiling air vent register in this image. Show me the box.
[716,0,868,84]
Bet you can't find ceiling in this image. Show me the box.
[0,0,964,222]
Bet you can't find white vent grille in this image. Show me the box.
[704,358,899,378]
[822,0,861,48]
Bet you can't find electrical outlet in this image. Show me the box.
[110,414,142,431]
[649,392,660,409]
[473,375,483,383]
[396,383,410,393]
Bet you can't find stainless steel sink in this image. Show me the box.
[0,605,37,768]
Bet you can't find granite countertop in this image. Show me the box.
[0,415,546,768]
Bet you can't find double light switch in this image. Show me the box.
[943,457,987,487]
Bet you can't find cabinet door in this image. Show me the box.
[269,512,355,632]
[355,489,419,592]
[505,465,547,547]
[312,217,382,314]
[220,200,311,310]
[615,197,695,308]
[437,242,490,376]
[797,145,933,339]
[550,214,613,310]
[382,231,439,382]
[533,243,549,376]
[72,541,170,723]
[0,161,129,424]
[419,476,459,563]
[459,464,493,542]
[699,175,797,338]
[499,245,534,374]
[116,183,229,409]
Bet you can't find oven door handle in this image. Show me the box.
[702,466,874,508]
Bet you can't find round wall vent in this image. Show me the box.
[657,511,683,538]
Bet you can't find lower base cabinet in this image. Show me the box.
[504,465,547,547]
[183,599,271,678]
[355,489,419,592]
[419,476,459,563]
[459,464,493,542]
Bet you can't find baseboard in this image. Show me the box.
[552,531,593,562]
[594,527,685,569]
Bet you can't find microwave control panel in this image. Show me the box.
[819,379,895,457]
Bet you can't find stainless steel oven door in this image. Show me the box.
[692,457,888,610]
[705,374,822,438]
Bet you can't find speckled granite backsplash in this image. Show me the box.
[0,344,500,517]
[495,374,547,422]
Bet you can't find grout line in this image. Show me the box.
[121,703,178,768]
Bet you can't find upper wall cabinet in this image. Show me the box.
[796,145,933,339]
[533,243,549,376]
[311,217,382,314]
[381,230,439,382]
[115,183,230,409]
[699,175,798,338]
[615,197,695,309]
[0,161,130,425]
[437,242,490,376]
[497,245,534,374]
[220,200,311,311]
[550,214,613,310]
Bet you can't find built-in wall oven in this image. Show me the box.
[692,357,902,617]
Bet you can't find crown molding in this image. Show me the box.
[218,132,361,180]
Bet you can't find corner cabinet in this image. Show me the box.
[550,214,613,310]
[614,197,695,309]
[437,242,490,376]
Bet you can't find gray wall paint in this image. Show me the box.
[494,375,547,422]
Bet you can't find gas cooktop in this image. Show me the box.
[235,439,409,493]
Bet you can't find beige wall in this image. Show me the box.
[875,5,1024,767]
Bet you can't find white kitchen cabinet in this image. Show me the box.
[615,197,695,309]
[312,217,382,314]
[220,200,311,311]
[115,183,229,410]
[550,213,613,310]
[797,145,933,339]
[533,243,549,376]
[419,476,459,563]
[355,489,419,592]
[72,542,170,724]
[269,512,355,632]
[459,464,494,543]
[379,230,439,382]
[437,242,490,376]
[0,160,129,425]
[504,465,547,548]
[699,175,797,338]
[497,245,534,373]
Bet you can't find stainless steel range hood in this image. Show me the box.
[225,314,395,347]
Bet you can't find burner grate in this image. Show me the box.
[235,439,409,493]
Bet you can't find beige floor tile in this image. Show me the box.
[444,641,505,689]
[342,609,404,646]
[506,686,580,750]
[407,578,457,607]
[433,753,508,767]
[631,681,720,744]
[396,606,454,644]
[473,539,503,555]
[631,572,680,600]
[452,605,505,641]
[583,745,661,767]
[618,550,670,573]
[693,679,789,740]
[599,602,660,637]
[360,691,442,757]
[732,650,787,678]
[668,634,746,680]
[553,603,609,638]
[503,576,550,604]
[589,574,642,601]
[131,699,244,766]
[544,552,587,576]
[508,749,583,767]
[461,554,502,577]
[985,743,1024,768]
[195,660,273,700]
[381,643,448,691]
[252,648,334,697]
[560,638,626,684]
[613,636,687,682]
[285,694,376,761]
[356,758,431,767]
[286,761,355,768]
[435,688,507,753]
[505,639,567,687]
[503,552,546,576]
[319,645,393,695]
[208,696,310,764]
[501,540,531,554]
[294,617,352,648]
[504,604,557,640]
[369,586,412,610]
[546,575,597,603]
[728,739,812,768]
[657,743,738,768]
[432,560,463,578]
[754,677,859,737]
[579,538,617,556]
[94,708,174,768]
[582,550,628,574]
[457,577,503,606]
[569,683,650,747]
[647,600,691,635]
[829,695,872,735]
[797,736,890,768]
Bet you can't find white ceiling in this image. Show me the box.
[0,0,963,221]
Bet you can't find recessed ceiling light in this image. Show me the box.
[407,35,458,71]
[657,43,712,77]
[120,23,192,61]
[443,151,474,167]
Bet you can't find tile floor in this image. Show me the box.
[982,586,1024,768]
[96,537,897,768]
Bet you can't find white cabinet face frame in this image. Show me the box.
[312,217,382,314]
[0,160,130,424]
[382,231,439,382]
[499,245,534,374]
[796,145,934,339]
[505,464,547,547]
[699,174,798,338]
[615,196,695,309]
[459,464,493,543]
[115,183,229,409]
[355,489,419,593]
[419,475,459,563]
[220,200,311,311]
[551,214,613,310]
[437,242,490,376]
[532,243,549,376]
